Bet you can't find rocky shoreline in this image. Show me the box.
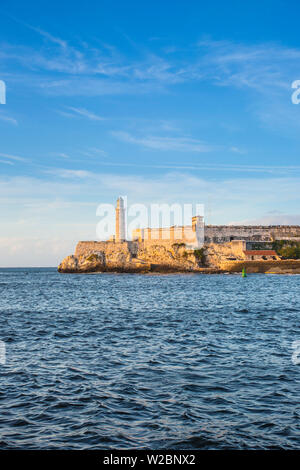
[58,241,300,275]
[58,252,207,274]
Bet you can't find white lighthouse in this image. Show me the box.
[115,197,126,242]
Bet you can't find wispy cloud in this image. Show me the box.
[0,237,86,267]
[7,15,68,49]
[29,25,68,49]
[53,153,70,160]
[2,170,300,216]
[95,161,300,175]
[196,38,299,92]
[85,147,109,158]
[4,20,300,103]
[63,106,105,121]
[111,131,214,152]
[230,146,247,154]
[0,113,18,125]
[1,169,300,266]
[46,169,92,179]
[3,14,300,101]
[45,159,300,176]
[230,213,300,225]
[0,152,26,162]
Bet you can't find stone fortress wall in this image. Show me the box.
[59,198,300,274]
[75,199,300,259]
[204,225,300,243]
[75,225,300,259]
[132,215,204,249]
[75,241,138,258]
[75,239,189,257]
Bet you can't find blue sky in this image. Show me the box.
[1,0,300,266]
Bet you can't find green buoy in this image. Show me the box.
[242,267,247,278]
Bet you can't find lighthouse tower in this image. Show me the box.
[115,197,126,242]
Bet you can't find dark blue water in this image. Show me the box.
[0,268,299,449]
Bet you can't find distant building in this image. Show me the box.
[243,250,279,261]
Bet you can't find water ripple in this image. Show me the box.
[0,268,299,449]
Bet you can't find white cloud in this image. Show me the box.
[0,237,77,267]
[57,153,70,159]
[5,23,300,100]
[196,38,298,92]
[0,152,26,162]
[0,113,18,125]
[64,106,105,121]
[230,214,300,225]
[9,16,69,49]
[2,170,300,210]
[4,18,300,138]
[111,131,214,152]
[1,170,300,265]
[87,147,109,157]
[46,169,93,178]
[29,26,68,49]
[230,146,246,154]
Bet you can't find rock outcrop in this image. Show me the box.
[58,239,300,274]
[58,241,205,273]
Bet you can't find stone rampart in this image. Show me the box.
[220,259,300,273]
[75,241,138,257]
[205,225,300,243]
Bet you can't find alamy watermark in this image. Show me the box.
[0,340,6,365]
[0,80,6,104]
[291,80,300,104]
[96,198,204,244]
[291,340,300,365]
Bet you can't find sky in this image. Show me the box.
[1,0,300,266]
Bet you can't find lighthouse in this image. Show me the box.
[115,197,126,242]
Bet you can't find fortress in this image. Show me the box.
[59,198,300,274]
[114,197,300,246]
[74,197,300,258]
[110,197,205,248]
[204,224,300,243]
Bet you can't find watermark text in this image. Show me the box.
[0,80,6,104]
